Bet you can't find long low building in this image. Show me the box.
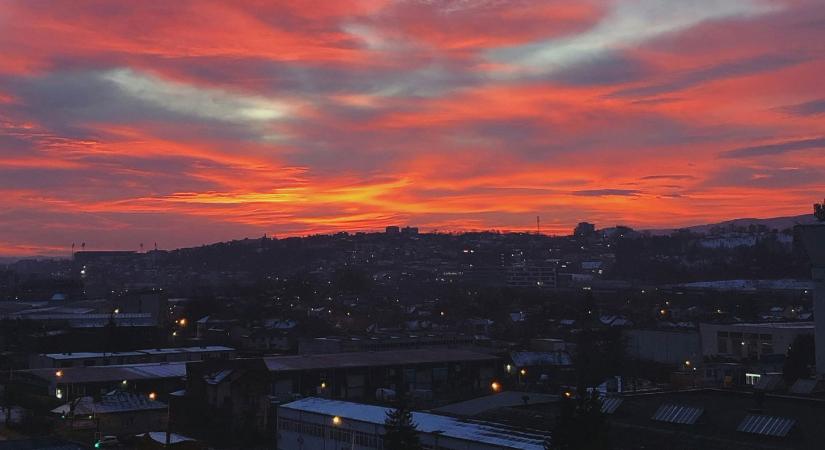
[13,362,188,400]
[699,322,814,361]
[263,349,500,402]
[175,349,502,437]
[277,397,548,450]
[29,346,236,369]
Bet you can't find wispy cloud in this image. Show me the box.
[0,0,822,254]
[720,137,825,158]
[487,0,778,76]
[572,189,641,197]
[102,68,293,124]
[780,98,825,116]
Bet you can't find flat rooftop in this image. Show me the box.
[22,362,187,384]
[42,346,235,360]
[264,349,498,372]
[434,391,558,417]
[280,397,547,450]
[711,322,815,330]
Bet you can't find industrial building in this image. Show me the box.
[276,397,548,450]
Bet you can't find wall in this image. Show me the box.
[625,329,700,365]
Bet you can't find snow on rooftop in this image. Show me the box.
[280,397,547,449]
[726,322,815,329]
[677,279,813,291]
[42,346,234,359]
[44,351,144,360]
[144,432,195,444]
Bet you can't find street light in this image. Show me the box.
[491,381,501,392]
[149,392,157,401]
[332,416,342,426]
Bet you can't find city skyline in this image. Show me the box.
[2,0,824,256]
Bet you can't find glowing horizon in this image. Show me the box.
[1,0,824,256]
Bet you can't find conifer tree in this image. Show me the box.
[384,397,422,450]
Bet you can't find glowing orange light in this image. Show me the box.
[148,392,157,401]
[491,381,501,392]
[55,370,63,378]
[332,416,342,426]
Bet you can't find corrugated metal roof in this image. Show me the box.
[52,391,166,415]
[737,414,795,437]
[601,397,623,414]
[510,351,572,367]
[651,403,703,425]
[23,362,187,384]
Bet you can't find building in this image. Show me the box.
[797,223,825,376]
[51,390,167,436]
[115,291,169,325]
[475,388,825,450]
[1,311,156,328]
[177,358,272,440]
[13,361,187,400]
[264,349,499,404]
[604,389,825,450]
[297,333,480,354]
[506,351,573,383]
[29,346,236,369]
[625,328,701,365]
[277,397,548,450]
[506,264,557,289]
[699,322,814,361]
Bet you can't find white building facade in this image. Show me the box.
[277,397,546,450]
[699,322,814,360]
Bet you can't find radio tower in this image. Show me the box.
[536,216,541,235]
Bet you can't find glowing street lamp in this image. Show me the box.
[148,392,157,401]
[332,416,342,426]
[491,381,501,392]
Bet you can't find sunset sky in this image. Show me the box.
[1,0,824,256]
